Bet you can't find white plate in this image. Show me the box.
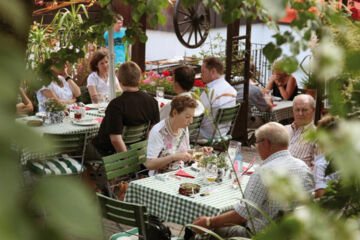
[72,119,98,126]
[35,112,46,118]
[85,104,99,109]
[273,96,282,101]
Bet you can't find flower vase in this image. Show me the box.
[46,111,65,124]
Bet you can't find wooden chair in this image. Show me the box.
[198,104,241,146]
[97,193,149,240]
[102,146,146,199]
[188,113,204,145]
[122,122,150,145]
[27,133,87,176]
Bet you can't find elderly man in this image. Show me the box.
[192,122,314,238]
[286,94,319,167]
[199,57,237,139]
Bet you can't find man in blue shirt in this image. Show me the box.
[104,14,128,67]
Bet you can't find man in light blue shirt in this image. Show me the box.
[104,14,127,66]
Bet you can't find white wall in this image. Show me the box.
[145,23,310,86]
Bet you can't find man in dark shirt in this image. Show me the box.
[92,61,159,156]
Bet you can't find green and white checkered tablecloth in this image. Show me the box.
[84,109,105,118]
[252,100,293,123]
[125,167,250,225]
[16,113,100,164]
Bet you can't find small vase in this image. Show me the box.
[45,111,65,124]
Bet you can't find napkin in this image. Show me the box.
[273,103,277,107]
[175,169,195,178]
[242,166,254,174]
[72,106,90,111]
[94,117,103,123]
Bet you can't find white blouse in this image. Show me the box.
[37,75,74,112]
[87,72,120,96]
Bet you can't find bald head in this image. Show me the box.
[293,94,315,128]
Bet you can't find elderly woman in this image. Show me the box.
[159,65,204,120]
[265,61,298,100]
[145,95,211,175]
[87,49,121,103]
[37,63,81,112]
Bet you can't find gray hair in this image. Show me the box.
[255,122,289,147]
[293,94,315,109]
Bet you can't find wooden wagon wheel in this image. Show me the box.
[173,0,210,48]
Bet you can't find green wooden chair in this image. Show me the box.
[197,103,241,146]
[122,122,150,145]
[27,133,87,176]
[97,193,149,240]
[188,114,204,145]
[102,146,147,199]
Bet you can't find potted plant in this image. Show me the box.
[300,55,317,98]
[43,99,66,124]
[139,70,175,97]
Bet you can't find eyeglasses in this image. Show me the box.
[294,108,311,113]
[255,139,264,147]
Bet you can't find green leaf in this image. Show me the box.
[260,0,287,20]
[263,42,282,63]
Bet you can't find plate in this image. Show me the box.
[72,119,98,126]
[35,112,46,118]
[85,104,99,109]
[273,96,282,101]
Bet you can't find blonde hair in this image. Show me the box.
[255,122,289,147]
[116,61,141,87]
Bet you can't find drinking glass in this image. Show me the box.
[192,145,204,166]
[263,89,273,105]
[228,140,239,162]
[156,87,164,99]
[205,164,217,184]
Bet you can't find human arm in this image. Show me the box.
[276,76,297,100]
[145,152,192,170]
[17,88,34,114]
[109,134,127,153]
[66,78,81,98]
[40,89,76,105]
[88,85,100,103]
[265,76,275,91]
[192,210,247,234]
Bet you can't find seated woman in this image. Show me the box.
[145,95,211,175]
[16,88,34,116]
[159,65,204,120]
[265,61,298,100]
[87,49,121,103]
[36,62,81,112]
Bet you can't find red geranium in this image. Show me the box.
[162,70,171,77]
[194,79,205,88]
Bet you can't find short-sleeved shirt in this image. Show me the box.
[234,150,314,233]
[104,29,126,66]
[236,83,270,112]
[199,78,237,139]
[36,75,74,112]
[93,90,159,155]
[285,122,319,167]
[146,119,190,175]
[86,72,121,96]
[313,154,339,190]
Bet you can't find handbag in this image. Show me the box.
[146,215,171,240]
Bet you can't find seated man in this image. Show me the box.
[192,122,314,238]
[286,94,319,168]
[199,57,237,139]
[88,61,160,157]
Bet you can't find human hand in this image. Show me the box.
[202,147,213,155]
[173,152,193,162]
[192,216,209,234]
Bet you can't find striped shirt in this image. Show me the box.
[234,150,314,234]
[286,122,319,167]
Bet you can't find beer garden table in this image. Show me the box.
[16,112,101,164]
[124,166,252,226]
[251,100,293,123]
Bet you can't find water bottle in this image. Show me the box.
[234,142,242,173]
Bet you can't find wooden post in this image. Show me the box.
[131,14,147,72]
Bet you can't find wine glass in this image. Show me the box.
[156,87,164,99]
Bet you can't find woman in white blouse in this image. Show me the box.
[37,63,81,112]
[87,49,121,103]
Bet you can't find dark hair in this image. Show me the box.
[203,57,224,74]
[116,61,141,87]
[90,49,108,72]
[170,95,197,117]
[173,65,195,91]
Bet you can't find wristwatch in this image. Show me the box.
[65,76,72,81]
[206,217,211,227]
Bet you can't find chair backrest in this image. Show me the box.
[210,103,241,142]
[188,114,204,145]
[97,193,148,240]
[123,122,150,145]
[102,148,144,181]
[43,133,87,161]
